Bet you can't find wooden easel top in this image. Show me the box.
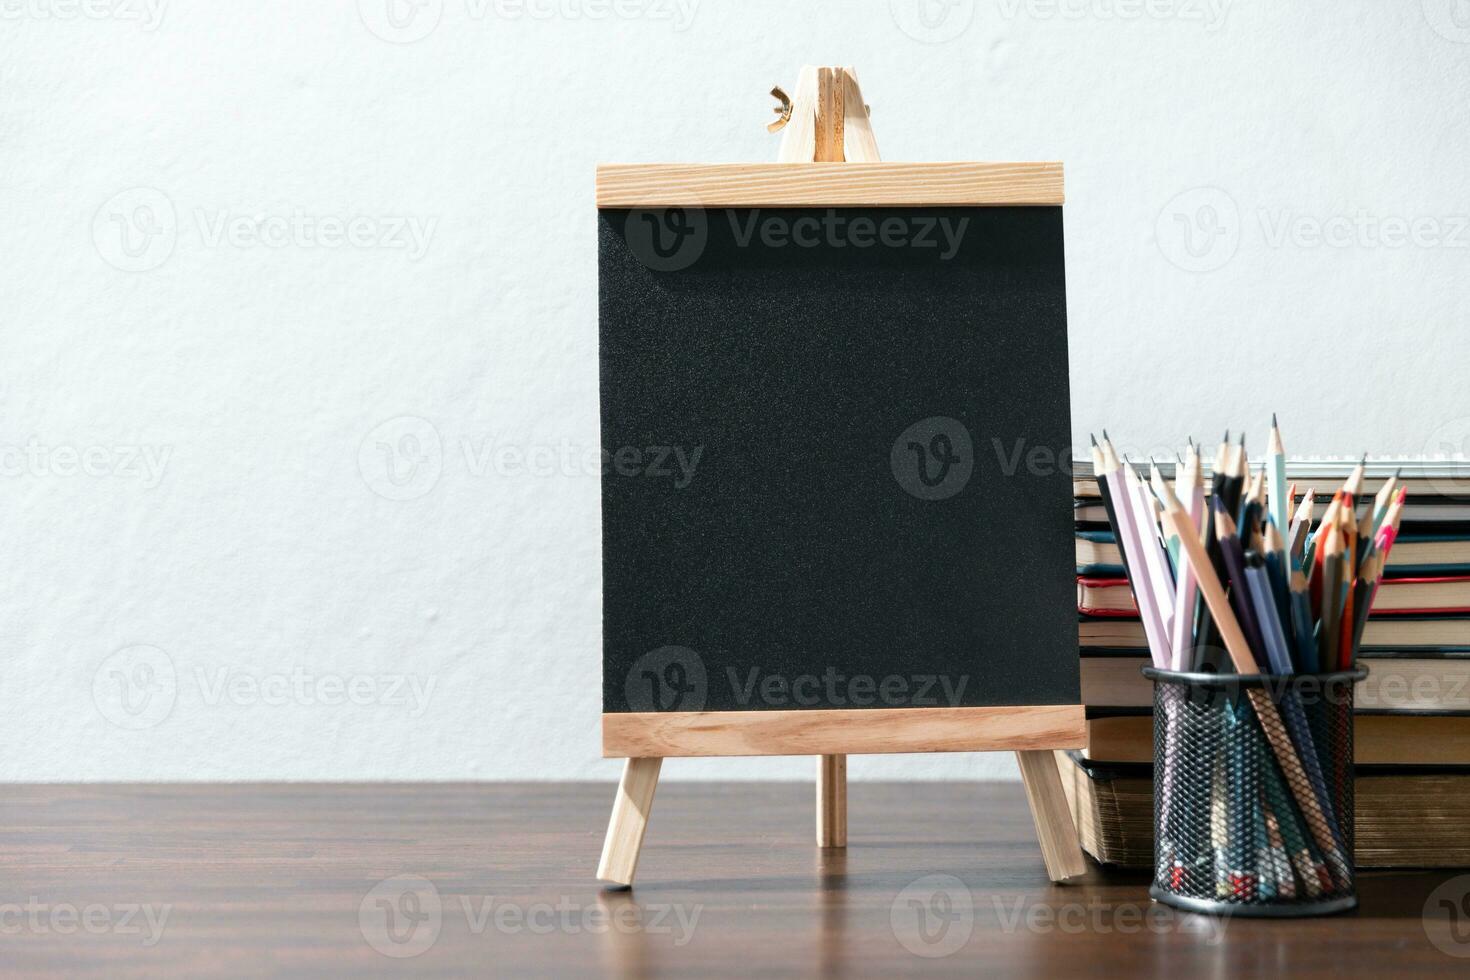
[597,66,1063,207]
[596,163,1064,207]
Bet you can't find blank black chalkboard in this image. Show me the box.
[600,202,1078,715]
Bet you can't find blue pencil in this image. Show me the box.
[1289,570,1318,673]
[1264,519,1293,640]
[1246,557,1295,675]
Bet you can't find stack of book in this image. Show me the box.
[1067,458,1470,868]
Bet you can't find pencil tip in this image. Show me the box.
[1238,432,1246,447]
[1102,428,1111,442]
[1089,433,1097,447]
[1223,429,1229,444]
[1272,411,1278,428]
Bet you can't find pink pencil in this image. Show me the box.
[1099,440,1172,668]
[1360,489,1408,632]
[1125,459,1177,636]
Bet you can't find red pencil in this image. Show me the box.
[1310,491,1343,617]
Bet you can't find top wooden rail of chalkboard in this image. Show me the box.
[595,163,1064,207]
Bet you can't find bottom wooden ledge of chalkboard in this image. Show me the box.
[601,705,1087,758]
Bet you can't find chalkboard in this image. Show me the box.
[599,172,1079,728]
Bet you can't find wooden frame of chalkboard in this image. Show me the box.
[595,66,1086,888]
[596,162,1065,207]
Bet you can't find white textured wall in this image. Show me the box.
[2,1,1467,781]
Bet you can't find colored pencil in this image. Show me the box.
[1263,520,1292,639]
[1319,524,1344,671]
[1343,455,1366,498]
[1338,499,1359,668]
[1308,491,1342,612]
[1350,549,1382,652]
[1262,758,1316,896]
[1211,757,1230,898]
[1125,457,1176,633]
[1268,415,1290,548]
[1289,569,1318,673]
[1192,434,1233,673]
[1096,426,1390,903]
[1246,554,1294,674]
[1369,469,1401,537]
[1213,501,1268,661]
[1101,442,1171,668]
[1288,488,1315,570]
[1153,468,1352,889]
[1168,448,1204,670]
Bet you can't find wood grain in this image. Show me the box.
[840,66,880,162]
[602,706,1087,758]
[776,65,819,163]
[0,782,1460,976]
[595,162,1065,207]
[817,754,848,847]
[596,758,662,886]
[815,67,843,162]
[1015,750,1088,882]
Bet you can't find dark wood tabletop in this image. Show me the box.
[1,781,1466,977]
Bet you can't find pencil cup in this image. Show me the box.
[1143,666,1367,918]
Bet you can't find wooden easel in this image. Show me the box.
[596,66,1088,888]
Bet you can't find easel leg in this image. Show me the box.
[597,757,662,887]
[1014,750,1087,882]
[817,754,847,847]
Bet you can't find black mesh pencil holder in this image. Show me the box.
[1142,666,1367,918]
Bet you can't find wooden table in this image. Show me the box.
[1,782,1465,976]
